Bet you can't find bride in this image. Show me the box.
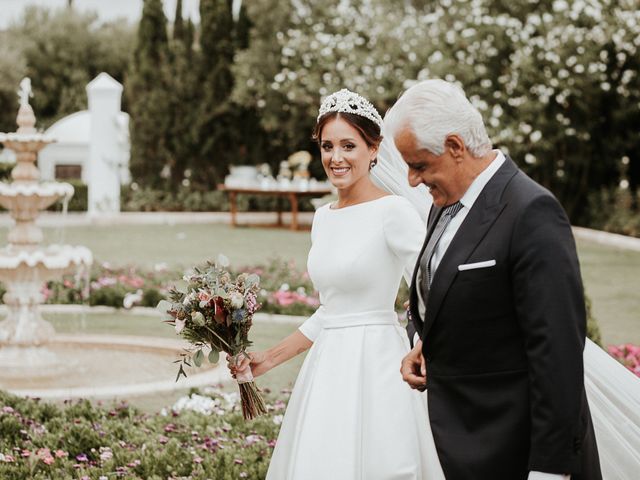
[230,88,640,479]
[230,88,445,479]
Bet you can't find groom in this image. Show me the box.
[387,80,602,480]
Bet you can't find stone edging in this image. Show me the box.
[0,303,306,324]
[573,226,640,252]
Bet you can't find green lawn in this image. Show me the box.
[0,223,312,269]
[575,239,640,346]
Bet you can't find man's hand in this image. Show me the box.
[401,340,427,390]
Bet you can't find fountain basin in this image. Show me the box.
[0,182,74,215]
[0,334,225,399]
[0,244,92,271]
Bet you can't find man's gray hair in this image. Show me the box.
[384,79,492,158]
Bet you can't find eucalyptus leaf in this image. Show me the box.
[156,300,172,312]
[173,279,188,293]
[193,349,204,367]
[208,349,220,364]
[175,364,187,382]
[245,274,260,288]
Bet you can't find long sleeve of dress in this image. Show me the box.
[298,206,325,342]
[382,197,426,287]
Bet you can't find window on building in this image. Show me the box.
[55,165,82,180]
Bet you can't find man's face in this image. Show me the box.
[394,128,465,207]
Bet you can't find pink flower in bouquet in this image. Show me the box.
[198,290,214,308]
[245,292,259,314]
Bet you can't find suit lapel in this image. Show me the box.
[422,157,519,338]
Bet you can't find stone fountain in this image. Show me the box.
[0,78,93,346]
[0,80,222,399]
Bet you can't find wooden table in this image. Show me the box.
[218,185,332,231]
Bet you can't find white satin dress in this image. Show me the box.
[266,196,445,480]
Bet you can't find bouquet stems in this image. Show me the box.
[238,381,268,420]
[233,352,268,420]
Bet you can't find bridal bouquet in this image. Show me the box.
[160,255,267,420]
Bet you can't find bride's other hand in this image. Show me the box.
[401,340,427,391]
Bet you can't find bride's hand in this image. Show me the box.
[226,351,270,378]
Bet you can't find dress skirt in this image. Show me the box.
[266,311,445,480]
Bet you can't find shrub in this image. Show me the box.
[0,161,13,181]
[587,186,640,238]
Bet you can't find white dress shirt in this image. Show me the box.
[415,150,569,480]
[417,150,505,320]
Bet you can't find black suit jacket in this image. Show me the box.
[408,157,601,480]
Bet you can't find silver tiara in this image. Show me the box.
[317,89,383,129]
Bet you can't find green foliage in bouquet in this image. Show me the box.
[162,255,268,420]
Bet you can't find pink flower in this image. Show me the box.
[608,343,640,378]
[198,290,214,308]
[54,450,68,458]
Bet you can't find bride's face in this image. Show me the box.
[319,117,377,191]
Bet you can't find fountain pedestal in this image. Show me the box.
[0,79,92,346]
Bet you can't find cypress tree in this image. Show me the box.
[235,2,251,50]
[173,0,184,41]
[192,0,237,188]
[127,0,170,187]
[165,1,198,190]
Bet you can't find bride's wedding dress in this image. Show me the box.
[266,195,445,480]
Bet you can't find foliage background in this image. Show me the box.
[0,0,638,228]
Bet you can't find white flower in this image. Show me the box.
[279,283,290,291]
[230,292,244,309]
[175,318,186,334]
[273,414,284,425]
[123,289,143,309]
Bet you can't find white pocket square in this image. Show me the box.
[458,259,496,271]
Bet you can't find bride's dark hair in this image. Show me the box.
[312,112,382,149]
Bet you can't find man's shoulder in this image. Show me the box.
[504,165,558,206]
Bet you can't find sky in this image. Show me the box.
[0,0,242,29]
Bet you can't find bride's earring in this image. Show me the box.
[369,158,378,170]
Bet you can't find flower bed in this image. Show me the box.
[0,258,322,317]
[607,344,640,377]
[0,388,285,479]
